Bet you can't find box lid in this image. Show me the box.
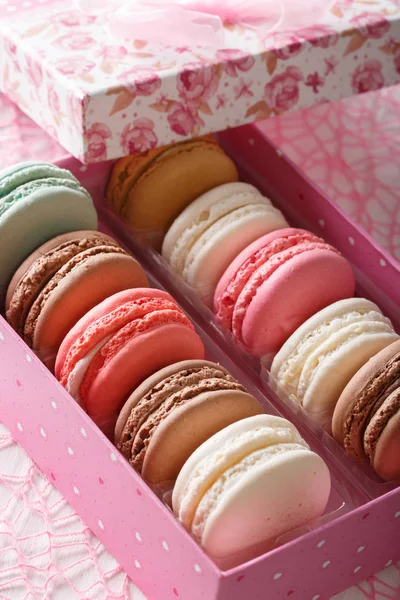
[1,0,400,163]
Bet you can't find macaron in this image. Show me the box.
[115,360,263,485]
[0,161,97,298]
[162,183,288,305]
[56,289,205,436]
[172,414,331,560]
[214,228,355,357]
[6,231,149,369]
[271,298,399,431]
[333,340,400,481]
[106,136,238,249]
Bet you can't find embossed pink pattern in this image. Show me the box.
[0,91,399,599]
[258,86,400,261]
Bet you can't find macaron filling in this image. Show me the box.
[118,366,246,472]
[7,236,123,339]
[215,232,324,329]
[0,163,78,200]
[364,390,400,463]
[0,178,91,218]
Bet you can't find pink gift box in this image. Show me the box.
[2,0,400,163]
[0,120,399,599]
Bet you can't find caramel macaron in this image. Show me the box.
[333,340,400,481]
[115,360,263,485]
[6,231,148,369]
[106,136,238,249]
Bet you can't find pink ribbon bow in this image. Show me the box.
[75,0,285,47]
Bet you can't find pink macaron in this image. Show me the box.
[56,288,205,437]
[214,228,355,358]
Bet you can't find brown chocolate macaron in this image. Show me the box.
[115,360,263,485]
[6,230,148,370]
[332,340,400,481]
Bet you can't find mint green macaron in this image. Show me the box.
[0,161,97,302]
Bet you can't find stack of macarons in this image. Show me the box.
[1,162,150,370]
[108,140,400,481]
[114,362,331,562]
[107,139,356,357]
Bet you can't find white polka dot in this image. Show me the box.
[194,564,202,573]
[318,219,325,228]
[17,422,23,432]
[248,138,255,146]
[26,354,32,363]
[134,559,141,569]
[385,559,393,567]
[276,148,283,157]
[273,572,282,580]
[380,258,387,267]
[51,400,57,410]
[67,446,74,456]
[73,486,80,495]
[40,427,46,438]
[348,236,355,246]
[135,531,142,542]
[80,165,87,172]
[22,1,32,6]
[353,566,361,574]
[7,5,17,11]
[312,595,320,600]
[317,540,326,548]
[357,546,365,553]
[162,540,169,551]
[322,561,331,569]
[98,519,104,530]
[110,452,117,462]
[395,511,400,518]
[0,331,4,341]
[80,427,87,438]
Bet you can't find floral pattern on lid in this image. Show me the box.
[0,0,400,161]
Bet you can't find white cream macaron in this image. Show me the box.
[271,298,399,430]
[172,414,330,560]
[162,182,288,306]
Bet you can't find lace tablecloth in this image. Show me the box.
[0,93,399,599]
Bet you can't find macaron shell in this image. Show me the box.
[32,253,149,369]
[184,204,288,305]
[0,186,97,297]
[240,249,355,358]
[372,406,400,481]
[55,288,169,378]
[142,390,263,485]
[200,449,330,559]
[85,323,205,433]
[119,142,238,246]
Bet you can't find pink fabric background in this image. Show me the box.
[0,92,398,598]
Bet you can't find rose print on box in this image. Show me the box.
[246,67,303,120]
[120,118,158,155]
[351,60,384,94]
[85,122,112,162]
